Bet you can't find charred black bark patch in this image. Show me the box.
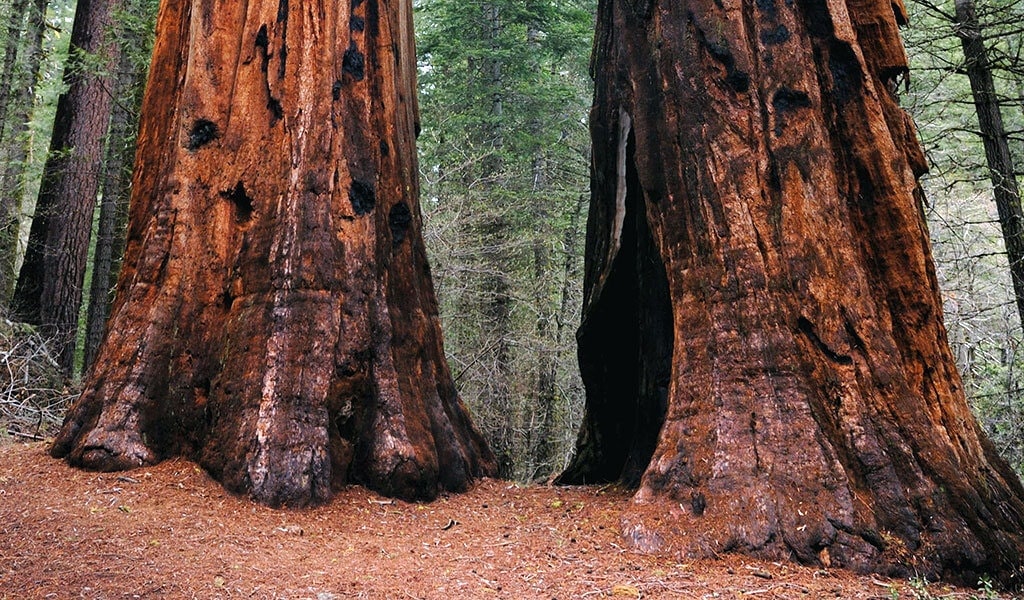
[828,40,862,104]
[255,24,269,52]
[760,24,791,45]
[277,44,288,82]
[350,15,365,32]
[892,2,908,25]
[343,41,365,81]
[268,98,284,120]
[388,202,412,246]
[220,181,254,223]
[797,317,853,365]
[796,0,834,38]
[255,25,284,123]
[364,0,380,36]
[379,141,389,156]
[276,0,288,79]
[756,0,777,18]
[773,87,811,113]
[186,119,219,150]
[349,179,375,215]
[695,26,750,94]
[332,80,343,100]
[772,87,812,135]
[220,289,234,310]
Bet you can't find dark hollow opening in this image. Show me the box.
[220,181,254,223]
[557,131,672,487]
[186,119,219,151]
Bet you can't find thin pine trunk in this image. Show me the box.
[0,0,30,147]
[954,0,1024,333]
[0,0,47,305]
[82,47,141,373]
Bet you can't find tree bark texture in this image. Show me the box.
[954,0,1024,335]
[51,0,495,507]
[83,34,148,374]
[560,0,1024,585]
[12,0,120,372]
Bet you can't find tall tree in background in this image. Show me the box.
[953,0,1024,331]
[0,0,33,304]
[902,0,1024,477]
[82,0,158,373]
[560,0,1024,585]
[417,0,592,479]
[51,0,494,506]
[12,0,121,372]
[0,0,32,139]
[0,0,48,304]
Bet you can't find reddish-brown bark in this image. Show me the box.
[560,0,1024,586]
[51,0,494,507]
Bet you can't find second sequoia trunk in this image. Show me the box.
[560,0,1024,586]
[51,0,495,506]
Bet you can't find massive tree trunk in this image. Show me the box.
[51,0,495,506]
[12,0,120,371]
[559,0,1024,586]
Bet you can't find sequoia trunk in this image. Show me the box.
[52,0,495,506]
[560,0,1024,586]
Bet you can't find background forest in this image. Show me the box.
[0,0,1021,482]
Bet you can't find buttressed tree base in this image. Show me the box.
[51,0,495,507]
[559,0,1024,587]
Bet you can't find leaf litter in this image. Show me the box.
[0,442,1007,599]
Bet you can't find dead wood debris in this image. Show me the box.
[0,314,77,440]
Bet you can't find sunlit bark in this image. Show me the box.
[561,0,1024,586]
[52,0,495,507]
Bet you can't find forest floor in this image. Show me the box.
[0,441,1011,600]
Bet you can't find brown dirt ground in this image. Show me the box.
[0,442,1010,599]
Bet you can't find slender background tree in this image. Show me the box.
[904,0,1024,475]
[49,0,495,506]
[11,0,122,373]
[416,0,593,479]
[0,0,55,304]
[81,0,157,373]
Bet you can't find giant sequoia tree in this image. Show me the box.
[559,0,1024,586]
[50,0,495,506]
